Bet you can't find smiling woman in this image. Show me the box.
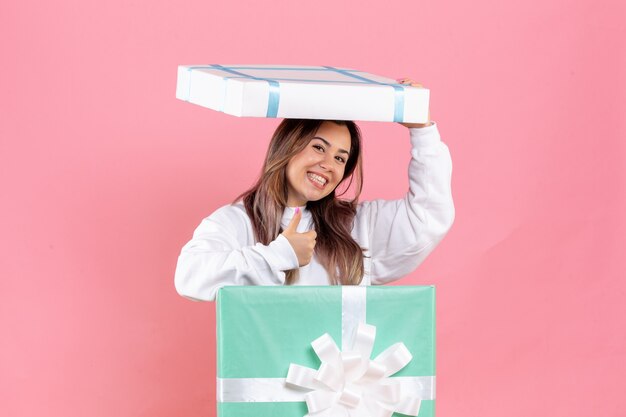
[174,81,455,301]
[285,122,353,206]
[238,119,365,286]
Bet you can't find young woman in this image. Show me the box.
[175,79,455,301]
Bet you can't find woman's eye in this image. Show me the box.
[313,144,324,152]
[336,156,346,164]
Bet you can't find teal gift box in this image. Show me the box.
[216,286,436,417]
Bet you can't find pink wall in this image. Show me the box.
[2,0,625,416]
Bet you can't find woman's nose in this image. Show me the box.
[318,155,332,170]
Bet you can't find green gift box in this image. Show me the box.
[216,286,436,417]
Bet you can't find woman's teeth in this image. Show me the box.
[307,173,327,186]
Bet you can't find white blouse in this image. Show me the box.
[175,123,455,301]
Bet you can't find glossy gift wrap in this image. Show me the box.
[216,285,436,417]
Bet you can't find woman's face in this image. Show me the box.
[285,122,352,207]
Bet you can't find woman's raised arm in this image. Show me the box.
[354,82,455,283]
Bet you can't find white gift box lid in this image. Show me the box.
[176,65,429,123]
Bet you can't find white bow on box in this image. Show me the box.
[286,323,422,417]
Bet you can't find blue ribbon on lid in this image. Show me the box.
[210,64,280,118]
[184,65,410,121]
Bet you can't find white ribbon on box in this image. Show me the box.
[217,287,435,417]
[286,322,426,417]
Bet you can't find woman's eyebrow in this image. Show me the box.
[312,136,350,155]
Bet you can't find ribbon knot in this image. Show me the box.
[286,323,422,417]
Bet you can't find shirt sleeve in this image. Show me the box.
[174,205,299,301]
[355,122,455,284]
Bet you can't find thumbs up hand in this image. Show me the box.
[281,208,317,267]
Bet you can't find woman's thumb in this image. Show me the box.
[285,207,302,232]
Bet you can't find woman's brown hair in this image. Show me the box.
[236,119,364,285]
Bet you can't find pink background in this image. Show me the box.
[2,0,625,416]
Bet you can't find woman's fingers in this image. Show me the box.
[397,78,423,88]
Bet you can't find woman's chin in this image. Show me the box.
[306,191,334,203]
[290,184,336,205]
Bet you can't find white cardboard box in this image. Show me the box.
[176,65,429,123]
